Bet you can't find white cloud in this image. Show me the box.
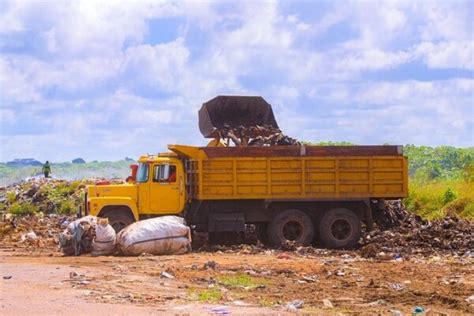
[417,1,472,42]
[0,108,16,122]
[0,0,472,162]
[131,110,173,125]
[123,38,190,92]
[335,49,413,73]
[282,79,473,147]
[416,41,474,70]
[0,56,42,103]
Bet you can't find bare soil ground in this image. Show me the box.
[1,246,473,315]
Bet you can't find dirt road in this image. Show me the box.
[1,247,473,315]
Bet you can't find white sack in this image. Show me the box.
[117,216,191,256]
[92,222,116,256]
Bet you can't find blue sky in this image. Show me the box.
[0,0,473,162]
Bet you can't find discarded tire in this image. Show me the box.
[319,208,361,249]
[268,209,314,247]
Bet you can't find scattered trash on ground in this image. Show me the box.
[286,299,304,311]
[209,306,231,314]
[411,306,426,315]
[322,299,333,308]
[160,271,174,279]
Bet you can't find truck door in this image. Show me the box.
[149,163,181,214]
[136,162,150,214]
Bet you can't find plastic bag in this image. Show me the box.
[117,216,191,256]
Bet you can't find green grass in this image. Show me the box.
[405,179,473,220]
[9,201,39,215]
[188,288,222,303]
[217,274,261,288]
[186,274,269,304]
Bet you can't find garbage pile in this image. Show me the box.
[0,178,90,215]
[0,178,126,215]
[0,214,73,250]
[59,215,191,256]
[361,200,474,257]
[216,124,300,146]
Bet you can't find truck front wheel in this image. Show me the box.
[100,209,135,233]
[268,209,314,248]
[318,208,361,249]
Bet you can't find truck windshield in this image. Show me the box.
[136,163,149,183]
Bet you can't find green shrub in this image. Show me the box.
[58,199,76,215]
[56,182,79,196]
[6,191,16,204]
[9,202,38,215]
[442,188,458,205]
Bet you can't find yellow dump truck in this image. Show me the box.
[84,96,408,249]
[85,143,407,249]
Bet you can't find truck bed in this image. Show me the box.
[169,145,408,201]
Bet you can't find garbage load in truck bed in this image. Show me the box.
[198,95,280,138]
[169,144,408,201]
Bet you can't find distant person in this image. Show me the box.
[42,161,51,178]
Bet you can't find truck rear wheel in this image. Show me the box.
[318,208,361,249]
[101,209,135,233]
[268,209,314,248]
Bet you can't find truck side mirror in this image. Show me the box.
[128,164,138,182]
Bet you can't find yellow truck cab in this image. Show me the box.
[86,153,186,232]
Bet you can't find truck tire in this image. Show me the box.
[101,210,135,233]
[267,209,314,248]
[256,223,271,247]
[318,208,361,249]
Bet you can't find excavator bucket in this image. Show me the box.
[198,95,280,138]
